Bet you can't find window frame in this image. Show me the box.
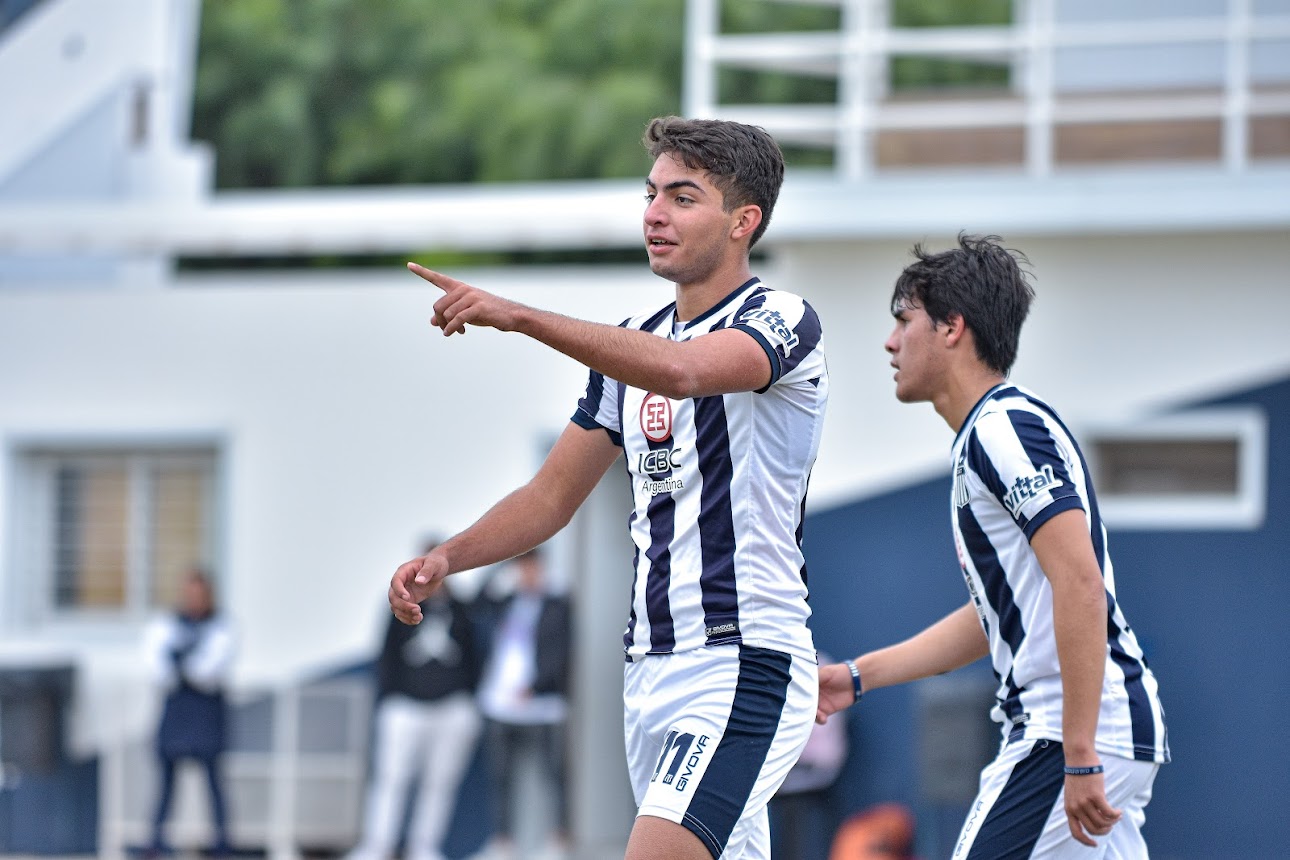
[1082,407,1267,531]
[5,434,226,633]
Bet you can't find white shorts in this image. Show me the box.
[623,644,817,860]
[953,737,1160,859]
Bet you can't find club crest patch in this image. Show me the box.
[639,393,673,442]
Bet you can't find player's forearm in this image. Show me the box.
[438,481,575,576]
[512,305,697,398]
[1051,574,1107,762]
[1032,510,1108,762]
[856,602,988,691]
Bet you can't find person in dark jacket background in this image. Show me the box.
[348,536,483,860]
[472,547,573,860]
[143,567,236,858]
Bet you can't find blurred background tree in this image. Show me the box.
[193,0,1007,190]
[192,0,690,188]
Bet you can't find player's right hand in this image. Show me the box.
[816,662,859,724]
[388,551,449,624]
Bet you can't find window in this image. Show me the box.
[1084,408,1267,530]
[11,443,221,622]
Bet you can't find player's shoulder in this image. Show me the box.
[732,283,821,336]
[969,386,1038,436]
[742,281,813,311]
[976,384,1050,417]
[970,385,1069,450]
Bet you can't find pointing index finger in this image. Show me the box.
[406,261,442,286]
[408,260,461,290]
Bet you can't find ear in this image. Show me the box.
[729,204,763,243]
[943,313,968,347]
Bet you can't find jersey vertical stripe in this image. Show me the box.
[695,394,739,644]
[572,278,827,662]
[950,384,1169,763]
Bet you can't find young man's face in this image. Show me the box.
[643,153,741,288]
[885,299,947,404]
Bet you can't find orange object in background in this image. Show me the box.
[829,802,918,860]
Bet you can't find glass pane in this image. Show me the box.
[1093,439,1239,495]
[53,462,128,608]
[150,463,211,608]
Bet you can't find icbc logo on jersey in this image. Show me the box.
[639,393,673,442]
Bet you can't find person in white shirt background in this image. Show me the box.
[473,548,572,860]
[142,568,237,858]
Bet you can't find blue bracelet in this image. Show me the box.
[1063,764,1105,776]
[845,659,863,703]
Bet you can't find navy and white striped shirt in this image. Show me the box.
[573,278,828,662]
[951,384,1170,763]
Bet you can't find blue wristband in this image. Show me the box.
[845,659,863,703]
[1063,764,1105,776]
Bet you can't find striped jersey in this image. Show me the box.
[951,384,1170,763]
[573,277,828,663]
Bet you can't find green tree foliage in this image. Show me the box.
[192,0,687,188]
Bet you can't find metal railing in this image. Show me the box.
[98,677,371,860]
[684,0,1290,177]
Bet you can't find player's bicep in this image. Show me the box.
[1030,508,1102,590]
[676,327,773,396]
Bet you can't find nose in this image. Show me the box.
[644,195,666,226]
[884,325,899,354]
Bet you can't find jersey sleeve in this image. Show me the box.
[572,368,623,446]
[571,316,639,445]
[730,290,824,391]
[966,408,1085,539]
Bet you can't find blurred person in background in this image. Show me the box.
[142,567,236,858]
[348,536,483,860]
[389,115,828,860]
[818,234,1169,859]
[473,547,572,860]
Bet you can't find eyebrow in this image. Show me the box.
[645,177,705,194]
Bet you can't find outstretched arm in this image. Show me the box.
[1032,508,1122,846]
[409,263,770,399]
[817,601,987,723]
[388,421,620,624]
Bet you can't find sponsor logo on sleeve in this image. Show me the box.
[1002,464,1063,517]
[740,308,800,357]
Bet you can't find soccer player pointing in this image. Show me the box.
[818,235,1168,858]
[391,117,828,860]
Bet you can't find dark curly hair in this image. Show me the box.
[891,233,1036,375]
[643,116,785,249]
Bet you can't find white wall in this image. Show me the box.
[0,265,663,742]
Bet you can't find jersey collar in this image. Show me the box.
[677,277,762,332]
[952,382,1014,450]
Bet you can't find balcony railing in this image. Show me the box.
[684,0,1290,177]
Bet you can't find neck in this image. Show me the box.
[674,259,753,322]
[934,369,1007,433]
